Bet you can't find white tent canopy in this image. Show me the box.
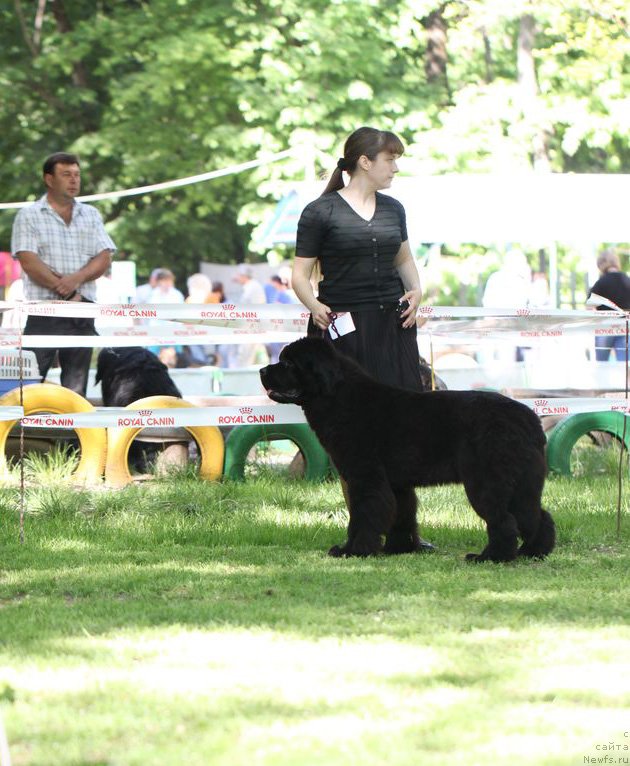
[256,174,629,248]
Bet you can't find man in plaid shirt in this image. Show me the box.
[11,152,116,395]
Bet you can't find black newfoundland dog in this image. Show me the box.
[260,337,555,562]
[95,347,182,407]
[96,347,183,472]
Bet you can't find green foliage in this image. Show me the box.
[0,0,627,286]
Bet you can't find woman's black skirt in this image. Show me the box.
[307,305,425,392]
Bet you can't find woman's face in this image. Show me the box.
[363,150,400,189]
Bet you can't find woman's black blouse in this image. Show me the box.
[295,191,408,312]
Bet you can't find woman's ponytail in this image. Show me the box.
[321,166,345,196]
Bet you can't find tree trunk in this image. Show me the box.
[481,26,493,83]
[422,6,451,101]
[517,13,551,172]
[51,0,90,89]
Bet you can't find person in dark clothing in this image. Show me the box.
[588,250,630,362]
[291,126,425,393]
[291,126,435,551]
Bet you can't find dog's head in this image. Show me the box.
[260,337,345,405]
[95,347,123,384]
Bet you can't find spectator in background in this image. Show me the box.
[227,264,267,368]
[482,249,531,310]
[529,271,551,308]
[0,251,21,301]
[186,273,212,304]
[278,265,298,303]
[233,264,265,304]
[481,249,531,365]
[264,274,280,304]
[270,274,295,304]
[265,274,298,363]
[10,151,115,395]
[588,249,630,362]
[209,281,225,304]
[150,268,184,304]
[148,268,184,366]
[184,273,213,366]
[208,281,228,366]
[1,276,24,329]
[135,268,162,303]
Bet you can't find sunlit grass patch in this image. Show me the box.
[1,452,629,765]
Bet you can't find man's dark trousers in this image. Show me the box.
[24,314,97,397]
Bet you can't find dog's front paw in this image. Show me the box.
[328,540,379,557]
[465,552,484,563]
[328,544,347,558]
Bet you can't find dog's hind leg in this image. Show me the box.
[329,469,396,557]
[509,454,556,558]
[517,509,555,558]
[383,487,427,554]
[463,479,520,563]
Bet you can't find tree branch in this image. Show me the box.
[13,0,39,57]
[33,0,48,51]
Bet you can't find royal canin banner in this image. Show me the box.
[0,326,301,348]
[8,397,630,429]
[20,403,307,429]
[0,406,26,422]
[0,300,627,349]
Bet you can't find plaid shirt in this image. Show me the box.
[11,195,116,301]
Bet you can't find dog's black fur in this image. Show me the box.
[260,337,555,562]
[95,347,182,407]
[96,347,183,473]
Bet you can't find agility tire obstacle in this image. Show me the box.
[546,411,630,476]
[0,383,107,485]
[104,395,224,487]
[223,423,330,481]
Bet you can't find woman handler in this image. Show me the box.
[292,125,425,392]
[292,126,434,551]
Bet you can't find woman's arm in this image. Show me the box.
[393,240,422,328]
[291,257,332,330]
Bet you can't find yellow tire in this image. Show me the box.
[0,383,107,485]
[104,395,225,487]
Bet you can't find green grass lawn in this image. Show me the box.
[1,457,629,766]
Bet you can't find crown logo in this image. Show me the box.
[223,304,236,310]
[534,399,547,407]
[418,306,434,315]
[239,407,253,415]
[138,409,152,416]
[516,309,531,317]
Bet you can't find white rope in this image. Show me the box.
[0,149,297,209]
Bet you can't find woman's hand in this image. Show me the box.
[311,301,333,330]
[399,288,422,329]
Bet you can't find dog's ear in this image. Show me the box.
[289,338,344,398]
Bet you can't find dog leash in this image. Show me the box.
[328,313,340,339]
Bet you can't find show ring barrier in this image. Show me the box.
[0,383,107,485]
[104,395,224,487]
[1,299,629,485]
[224,423,330,481]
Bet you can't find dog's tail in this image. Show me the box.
[518,509,556,559]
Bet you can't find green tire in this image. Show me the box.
[223,423,330,481]
[546,411,630,476]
